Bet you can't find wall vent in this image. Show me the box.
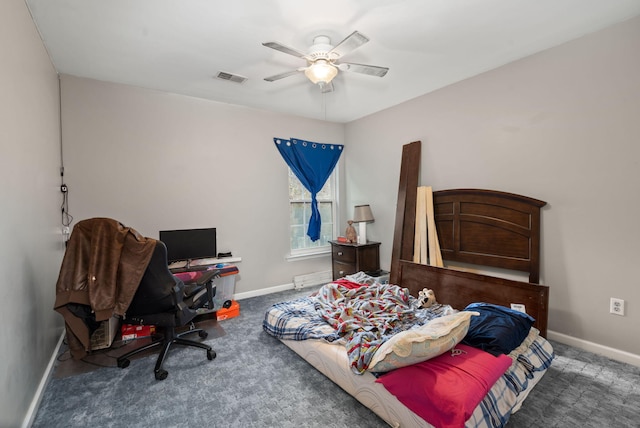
[293,270,333,290]
[215,71,248,84]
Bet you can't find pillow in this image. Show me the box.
[367,311,477,372]
[461,302,535,356]
[375,344,513,428]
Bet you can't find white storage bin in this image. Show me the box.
[213,274,236,309]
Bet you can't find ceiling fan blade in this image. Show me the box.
[262,41,308,59]
[264,69,303,82]
[338,62,389,77]
[329,31,369,58]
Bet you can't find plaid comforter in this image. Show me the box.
[262,296,338,342]
[468,330,554,427]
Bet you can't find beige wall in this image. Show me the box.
[345,16,640,358]
[0,0,63,426]
[7,2,639,424]
[60,75,344,296]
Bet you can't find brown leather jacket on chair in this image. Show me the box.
[54,218,156,359]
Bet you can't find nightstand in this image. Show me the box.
[329,240,381,280]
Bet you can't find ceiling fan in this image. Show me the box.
[262,31,389,93]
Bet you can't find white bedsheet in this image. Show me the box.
[280,331,550,428]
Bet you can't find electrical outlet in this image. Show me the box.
[610,298,625,316]
[510,303,526,313]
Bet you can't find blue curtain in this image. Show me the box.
[274,137,343,241]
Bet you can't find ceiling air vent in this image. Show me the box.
[215,71,247,84]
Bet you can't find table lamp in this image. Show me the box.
[353,204,374,244]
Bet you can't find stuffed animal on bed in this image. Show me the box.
[417,288,437,308]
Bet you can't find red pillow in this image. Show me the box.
[375,344,512,427]
[333,278,366,289]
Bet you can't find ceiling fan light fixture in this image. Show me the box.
[304,60,338,85]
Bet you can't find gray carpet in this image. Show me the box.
[508,341,640,427]
[33,287,640,428]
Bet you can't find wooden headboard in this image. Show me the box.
[390,141,550,336]
[433,188,546,283]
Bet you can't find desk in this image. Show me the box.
[168,256,242,272]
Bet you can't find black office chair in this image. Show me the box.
[117,241,219,380]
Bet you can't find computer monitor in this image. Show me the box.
[159,228,217,263]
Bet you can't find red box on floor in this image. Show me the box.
[121,324,156,340]
[216,300,240,321]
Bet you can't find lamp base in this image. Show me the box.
[357,222,367,244]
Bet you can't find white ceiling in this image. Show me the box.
[26,0,640,123]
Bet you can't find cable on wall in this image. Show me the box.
[58,76,73,242]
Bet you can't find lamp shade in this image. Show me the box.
[304,60,338,85]
[353,205,374,223]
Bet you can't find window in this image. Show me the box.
[289,167,337,256]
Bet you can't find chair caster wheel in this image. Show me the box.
[117,359,130,369]
[199,330,208,339]
[207,349,216,360]
[155,369,168,381]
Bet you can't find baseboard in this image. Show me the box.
[22,331,65,428]
[547,330,640,368]
[234,282,295,301]
[233,279,330,301]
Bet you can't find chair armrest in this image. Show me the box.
[192,268,221,286]
[182,268,220,310]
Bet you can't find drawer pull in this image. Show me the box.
[337,251,343,256]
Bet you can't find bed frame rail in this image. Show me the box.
[398,260,549,336]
